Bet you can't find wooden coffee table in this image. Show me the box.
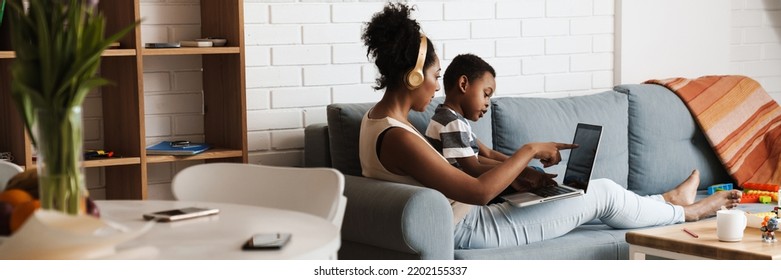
[626,219,781,260]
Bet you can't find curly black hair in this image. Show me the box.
[443,53,496,93]
[362,2,437,91]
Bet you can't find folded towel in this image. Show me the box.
[646,75,781,186]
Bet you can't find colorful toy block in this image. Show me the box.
[743,182,780,192]
[707,183,733,195]
[741,194,760,203]
[708,183,732,195]
[745,190,778,202]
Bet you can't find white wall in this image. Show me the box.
[731,0,781,101]
[79,0,781,200]
[616,0,731,84]
[242,0,616,171]
[617,0,781,101]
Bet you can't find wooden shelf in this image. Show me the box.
[0,0,248,200]
[102,49,137,57]
[146,148,244,163]
[83,157,142,167]
[142,46,241,56]
[0,49,138,59]
[29,157,142,168]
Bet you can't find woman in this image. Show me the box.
[359,3,741,249]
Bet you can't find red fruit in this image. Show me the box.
[0,202,12,236]
[10,200,40,233]
[86,197,100,218]
[0,189,33,208]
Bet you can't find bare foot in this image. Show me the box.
[683,190,742,222]
[662,169,700,206]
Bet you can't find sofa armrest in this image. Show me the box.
[341,175,455,260]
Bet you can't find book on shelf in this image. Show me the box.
[146,141,210,156]
[180,40,213,47]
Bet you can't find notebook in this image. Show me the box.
[146,141,210,156]
[501,123,603,208]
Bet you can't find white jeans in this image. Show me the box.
[453,178,685,249]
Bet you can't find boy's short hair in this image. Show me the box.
[443,54,496,93]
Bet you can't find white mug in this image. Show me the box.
[716,209,747,242]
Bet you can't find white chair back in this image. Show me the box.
[172,163,346,228]
[0,161,23,190]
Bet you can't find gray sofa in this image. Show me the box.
[304,83,766,260]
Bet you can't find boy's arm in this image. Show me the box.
[455,155,497,178]
[460,140,509,176]
[476,140,509,162]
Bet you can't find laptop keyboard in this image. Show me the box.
[531,185,574,197]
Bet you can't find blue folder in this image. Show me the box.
[146,141,210,155]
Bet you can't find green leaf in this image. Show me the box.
[9,0,138,144]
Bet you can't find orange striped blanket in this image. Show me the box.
[645,75,781,186]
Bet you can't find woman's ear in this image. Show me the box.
[458,75,469,94]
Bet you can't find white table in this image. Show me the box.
[95,200,340,260]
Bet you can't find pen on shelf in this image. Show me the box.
[683,228,699,238]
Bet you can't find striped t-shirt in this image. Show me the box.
[425,105,479,165]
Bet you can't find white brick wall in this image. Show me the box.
[303,64,362,86]
[77,0,781,200]
[731,0,781,100]
[272,45,331,65]
[82,90,105,197]
[496,0,545,19]
[496,38,545,57]
[444,2,494,20]
[303,24,363,44]
[271,87,331,108]
[270,4,330,24]
[131,0,613,201]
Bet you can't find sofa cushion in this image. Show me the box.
[326,97,492,176]
[304,123,331,168]
[490,91,629,188]
[615,84,733,195]
[454,224,630,260]
[326,103,369,176]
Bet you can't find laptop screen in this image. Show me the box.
[562,123,602,191]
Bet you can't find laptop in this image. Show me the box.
[501,123,603,208]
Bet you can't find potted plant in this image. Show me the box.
[0,0,6,27]
[7,0,134,214]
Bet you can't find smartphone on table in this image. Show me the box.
[142,207,220,222]
[242,233,292,250]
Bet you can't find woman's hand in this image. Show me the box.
[524,142,578,167]
[510,167,558,192]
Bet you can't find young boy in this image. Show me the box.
[425,54,556,194]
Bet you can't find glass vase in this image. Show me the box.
[34,106,87,215]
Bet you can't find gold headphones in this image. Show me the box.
[404,35,427,90]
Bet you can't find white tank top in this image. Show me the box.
[359,111,472,226]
